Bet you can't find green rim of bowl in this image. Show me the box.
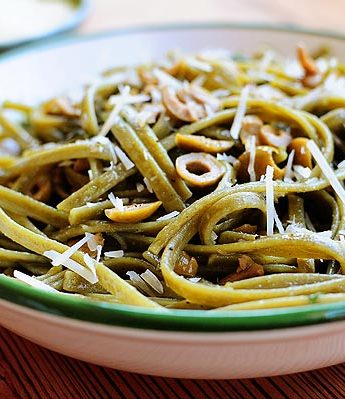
[1,274,345,331]
[0,22,345,332]
[0,0,90,50]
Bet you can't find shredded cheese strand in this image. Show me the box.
[143,177,153,193]
[247,135,256,182]
[141,269,164,294]
[274,210,285,234]
[126,270,155,296]
[44,250,98,284]
[136,182,145,192]
[229,85,251,139]
[99,102,125,137]
[104,250,124,258]
[86,233,99,252]
[50,233,92,266]
[98,86,149,136]
[265,165,275,236]
[96,245,102,262]
[156,211,180,221]
[13,270,58,292]
[83,253,97,277]
[153,68,182,89]
[114,146,135,170]
[307,140,345,204]
[284,149,295,181]
[108,193,124,210]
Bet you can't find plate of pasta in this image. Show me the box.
[0,24,345,378]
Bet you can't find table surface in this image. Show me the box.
[1,0,345,398]
[1,327,345,399]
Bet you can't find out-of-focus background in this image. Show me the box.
[1,0,344,50]
[82,0,345,33]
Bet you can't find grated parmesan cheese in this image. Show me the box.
[191,74,206,87]
[140,269,164,294]
[104,250,124,258]
[220,60,239,77]
[259,50,274,71]
[216,153,238,165]
[108,92,150,107]
[92,136,117,165]
[211,231,218,243]
[126,270,156,296]
[204,104,215,118]
[153,68,182,89]
[274,210,285,234]
[108,193,124,211]
[265,165,275,236]
[86,233,99,252]
[114,146,135,170]
[156,211,180,221]
[284,149,295,182]
[212,89,230,98]
[108,144,118,166]
[247,135,256,182]
[264,167,285,234]
[285,224,331,239]
[58,160,74,167]
[284,59,304,79]
[96,245,102,263]
[307,140,345,205]
[189,277,201,283]
[86,202,98,207]
[50,233,92,266]
[229,85,251,140]
[83,253,97,277]
[143,177,153,193]
[13,270,58,292]
[186,57,213,72]
[323,73,345,95]
[304,212,316,232]
[251,84,284,101]
[143,149,149,160]
[99,86,150,136]
[0,138,21,156]
[44,250,98,284]
[137,110,155,127]
[338,160,345,169]
[149,87,162,103]
[98,86,130,136]
[316,231,333,239]
[198,48,232,62]
[136,182,145,192]
[293,165,311,179]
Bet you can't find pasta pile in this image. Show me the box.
[1,45,345,310]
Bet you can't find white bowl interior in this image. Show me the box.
[0,26,344,104]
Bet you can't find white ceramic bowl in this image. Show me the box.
[2,300,345,379]
[1,24,345,379]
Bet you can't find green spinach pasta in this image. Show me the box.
[1,45,345,310]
